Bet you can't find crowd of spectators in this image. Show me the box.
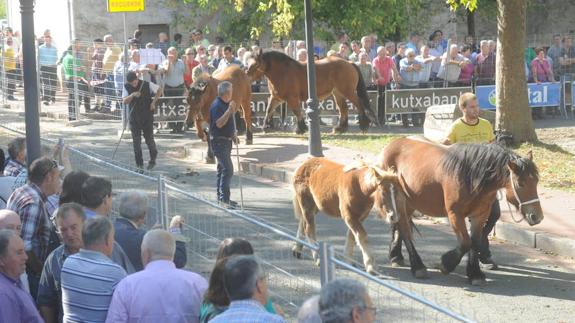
[1,26,573,125]
[0,138,378,322]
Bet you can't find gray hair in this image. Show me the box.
[142,229,176,259]
[223,255,265,301]
[55,202,85,223]
[319,278,369,323]
[119,190,148,221]
[7,137,25,159]
[0,229,17,258]
[298,295,322,323]
[480,40,489,47]
[82,216,113,248]
[217,81,233,97]
[405,48,415,57]
[296,40,306,48]
[103,34,113,43]
[297,48,307,58]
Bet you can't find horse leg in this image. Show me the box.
[263,96,283,132]
[389,222,405,267]
[297,193,319,264]
[344,228,355,259]
[467,216,487,286]
[288,98,308,135]
[343,214,376,275]
[332,93,349,134]
[397,213,428,278]
[440,212,471,274]
[242,97,254,145]
[292,215,305,259]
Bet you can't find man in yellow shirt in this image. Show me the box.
[2,37,18,101]
[442,92,499,269]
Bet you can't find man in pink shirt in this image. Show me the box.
[106,230,208,323]
[372,46,400,124]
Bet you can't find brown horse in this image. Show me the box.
[246,51,377,134]
[186,65,253,147]
[292,157,406,275]
[377,137,543,285]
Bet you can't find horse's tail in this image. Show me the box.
[351,63,378,130]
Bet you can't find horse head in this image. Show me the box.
[504,150,544,226]
[246,49,266,80]
[366,165,406,224]
[185,79,210,126]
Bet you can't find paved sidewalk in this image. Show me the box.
[185,135,575,258]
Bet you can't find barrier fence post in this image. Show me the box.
[319,241,334,287]
[157,174,167,229]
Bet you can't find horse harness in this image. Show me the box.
[503,171,540,223]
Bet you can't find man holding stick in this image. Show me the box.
[122,71,160,170]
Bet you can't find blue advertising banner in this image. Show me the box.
[476,82,561,109]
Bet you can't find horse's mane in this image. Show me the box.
[441,144,538,196]
[260,51,302,67]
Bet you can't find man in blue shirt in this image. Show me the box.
[38,35,58,105]
[209,81,239,209]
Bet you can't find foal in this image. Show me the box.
[291,157,405,275]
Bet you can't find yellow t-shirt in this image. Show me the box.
[445,117,495,144]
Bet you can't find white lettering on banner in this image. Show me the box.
[391,93,460,109]
[154,98,188,120]
[250,101,268,113]
[528,85,548,104]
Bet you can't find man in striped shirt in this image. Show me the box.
[61,216,126,322]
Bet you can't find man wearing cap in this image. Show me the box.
[7,157,63,301]
[123,71,160,170]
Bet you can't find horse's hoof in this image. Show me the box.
[435,263,450,275]
[205,157,215,164]
[366,266,377,276]
[292,246,302,259]
[414,268,429,279]
[390,258,405,268]
[314,258,321,267]
[471,278,486,286]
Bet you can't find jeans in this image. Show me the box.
[130,118,158,167]
[377,84,387,125]
[479,200,501,261]
[212,138,233,203]
[40,65,57,102]
[66,78,90,121]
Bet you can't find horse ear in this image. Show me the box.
[526,150,533,161]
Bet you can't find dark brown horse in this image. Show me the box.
[186,65,253,145]
[246,51,377,134]
[378,137,543,285]
[292,157,406,275]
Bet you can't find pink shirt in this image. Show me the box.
[372,56,394,85]
[531,58,552,82]
[105,260,208,323]
[458,60,474,83]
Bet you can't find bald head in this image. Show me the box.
[141,229,176,266]
[298,295,321,323]
[0,210,21,232]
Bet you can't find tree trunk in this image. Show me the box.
[495,0,537,143]
[467,9,475,38]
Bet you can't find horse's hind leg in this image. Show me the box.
[397,215,428,278]
[332,93,349,134]
[344,228,355,259]
[288,98,308,135]
[467,216,487,286]
[242,97,254,144]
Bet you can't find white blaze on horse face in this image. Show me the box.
[385,184,400,224]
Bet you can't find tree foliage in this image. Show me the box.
[175,0,427,42]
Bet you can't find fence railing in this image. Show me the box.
[0,115,477,322]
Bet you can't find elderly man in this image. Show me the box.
[106,230,207,322]
[7,157,62,300]
[61,217,127,322]
[210,255,285,323]
[438,44,467,86]
[3,137,26,177]
[296,48,308,63]
[192,54,216,83]
[319,279,375,323]
[297,295,321,323]
[37,203,84,323]
[210,81,239,209]
[0,209,28,292]
[356,52,375,89]
[476,40,496,85]
[128,49,156,83]
[114,191,187,271]
[360,36,376,61]
[399,48,421,89]
[160,46,188,133]
[0,230,43,322]
[415,45,439,88]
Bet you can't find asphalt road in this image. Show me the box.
[0,109,574,323]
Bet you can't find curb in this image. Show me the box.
[183,143,575,259]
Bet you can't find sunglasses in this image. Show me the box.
[42,159,60,178]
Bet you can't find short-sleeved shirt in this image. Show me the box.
[209,97,235,138]
[0,273,43,323]
[531,58,553,82]
[38,44,58,66]
[209,300,285,323]
[445,118,495,144]
[61,249,127,323]
[163,59,186,87]
[37,245,72,322]
[372,55,394,86]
